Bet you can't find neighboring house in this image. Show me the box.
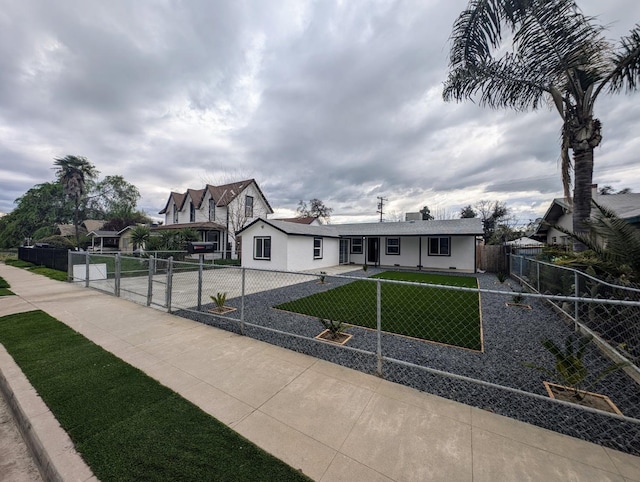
[87,230,120,253]
[55,219,105,238]
[535,188,640,245]
[156,179,273,258]
[237,217,484,272]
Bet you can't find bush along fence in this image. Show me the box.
[69,251,640,456]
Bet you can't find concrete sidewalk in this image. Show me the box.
[0,265,638,481]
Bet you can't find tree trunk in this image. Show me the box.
[74,196,80,249]
[572,148,594,252]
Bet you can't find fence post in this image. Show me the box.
[573,271,580,332]
[197,255,203,311]
[85,251,90,288]
[147,255,155,307]
[67,249,72,282]
[519,255,523,278]
[166,257,173,313]
[536,261,540,292]
[114,253,121,297]
[376,280,382,377]
[240,268,246,336]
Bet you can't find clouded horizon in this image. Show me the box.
[1,0,639,226]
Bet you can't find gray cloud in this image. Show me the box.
[1,0,639,227]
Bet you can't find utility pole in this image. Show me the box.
[377,196,387,222]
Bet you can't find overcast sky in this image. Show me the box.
[1,0,639,225]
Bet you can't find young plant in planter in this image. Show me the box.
[316,317,352,344]
[506,290,531,308]
[496,272,508,283]
[524,334,628,410]
[208,292,236,314]
[362,264,368,272]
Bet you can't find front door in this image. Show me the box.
[367,237,379,265]
[339,239,350,264]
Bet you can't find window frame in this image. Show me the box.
[209,199,215,221]
[254,236,271,260]
[351,237,363,254]
[173,205,179,224]
[313,237,323,259]
[245,195,254,218]
[189,202,196,222]
[385,237,400,255]
[428,236,451,256]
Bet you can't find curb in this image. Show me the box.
[0,345,95,482]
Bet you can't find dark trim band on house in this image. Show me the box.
[254,236,271,260]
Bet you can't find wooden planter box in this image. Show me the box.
[208,306,237,315]
[315,329,352,345]
[543,381,623,415]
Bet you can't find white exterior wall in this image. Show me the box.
[421,236,475,272]
[378,236,419,267]
[239,223,288,271]
[287,236,339,271]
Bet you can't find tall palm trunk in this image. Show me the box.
[572,148,595,252]
[74,195,81,249]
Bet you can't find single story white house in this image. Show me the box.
[237,217,484,272]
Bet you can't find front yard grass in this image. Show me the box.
[276,271,482,350]
[4,258,68,281]
[0,275,13,296]
[0,310,311,482]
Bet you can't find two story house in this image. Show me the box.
[157,179,273,259]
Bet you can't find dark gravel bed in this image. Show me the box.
[174,269,640,455]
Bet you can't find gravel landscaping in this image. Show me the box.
[175,269,640,455]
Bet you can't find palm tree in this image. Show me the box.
[54,155,98,248]
[443,0,640,251]
[129,225,150,251]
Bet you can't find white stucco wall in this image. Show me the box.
[378,236,420,267]
[239,223,289,271]
[420,236,475,272]
[287,236,339,271]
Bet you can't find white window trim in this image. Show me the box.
[386,237,400,255]
[351,237,363,254]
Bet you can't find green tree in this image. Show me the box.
[0,182,70,248]
[86,175,141,219]
[476,200,509,243]
[443,0,640,251]
[129,225,151,250]
[460,205,477,218]
[54,155,98,248]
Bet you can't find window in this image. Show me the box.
[190,202,195,222]
[386,237,400,255]
[206,231,219,251]
[245,195,254,218]
[428,237,450,256]
[351,238,363,254]
[254,236,271,260]
[173,206,178,224]
[313,237,323,259]
[209,199,215,221]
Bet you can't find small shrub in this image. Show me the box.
[210,292,227,308]
[362,264,368,272]
[496,272,507,283]
[524,334,628,400]
[512,292,525,304]
[319,318,345,340]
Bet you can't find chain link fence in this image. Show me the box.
[70,252,640,455]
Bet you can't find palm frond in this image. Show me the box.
[604,24,640,93]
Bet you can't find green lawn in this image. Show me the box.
[4,258,68,281]
[276,271,482,350]
[0,310,310,482]
[0,275,13,296]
